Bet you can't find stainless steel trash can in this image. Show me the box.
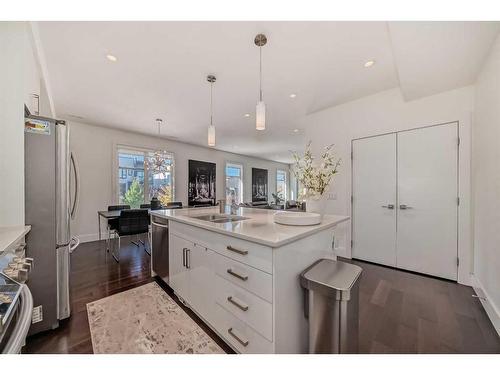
[300,259,363,354]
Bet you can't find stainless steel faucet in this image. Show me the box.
[230,202,239,215]
[218,199,226,214]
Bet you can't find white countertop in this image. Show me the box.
[151,207,349,247]
[0,225,31,253]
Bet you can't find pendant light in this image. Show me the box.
[145,119,171,175]
[207,74,216,147]
[255,33,267,131]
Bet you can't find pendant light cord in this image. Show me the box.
[210,81,213,126]
[259,45,263,101]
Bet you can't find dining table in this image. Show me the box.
[97,210,126,242]
[97,206,184,242]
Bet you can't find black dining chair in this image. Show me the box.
[139,203,153,248]
[106,205,130,250]
[110,209,150,262]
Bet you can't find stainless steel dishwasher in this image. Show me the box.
[151,215,169,283]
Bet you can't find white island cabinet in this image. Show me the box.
[151,207,349,354]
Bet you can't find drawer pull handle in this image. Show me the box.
[227,268,248,281]
[228,327,249,347]
[226,245,248,255]
[227,296,249,311]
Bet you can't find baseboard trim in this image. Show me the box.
[77,233,100,243]
[470,274,500,337]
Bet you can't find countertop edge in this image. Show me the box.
[0,225,31,253]
[151,211,349,248]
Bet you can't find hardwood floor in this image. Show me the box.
[24,239,232,354]
[23,240,499,354]
[24,239,153,353]
[348,258,500,353]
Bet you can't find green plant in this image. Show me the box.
[291,141,341,199]
[272,192,284,205]
[158,185,173,206]
[123,178,144,208]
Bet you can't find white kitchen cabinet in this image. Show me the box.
[169,234,191,303]
[188,243,215,323]
[156,210,349,354]
[169,234,215,322]
[213,302,274,354]
[214,274,273,341]
[24,26,41,115]
[211,248,273,303]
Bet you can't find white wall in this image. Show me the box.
[472,34,500,332]
[69,121,289,242]
[0,22,28,227]
[301,85,474,285]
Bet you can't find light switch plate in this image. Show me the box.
[327,192,337,200]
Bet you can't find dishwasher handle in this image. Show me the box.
[151,220,169,229]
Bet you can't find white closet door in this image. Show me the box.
[352,134,397,266]
[396,123,458,280]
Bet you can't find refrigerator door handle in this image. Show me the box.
[70,152,80,220]
[69,236,80,254]
[55,121,71,245]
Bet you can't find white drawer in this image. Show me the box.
[213,302,274,354]
[215,274,273,341]
[170,221,273,274]
[212,251,273,303]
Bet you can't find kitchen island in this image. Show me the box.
[150,207,349,353]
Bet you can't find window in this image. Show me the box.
[276,169,287,202]
[225,163,243,205]
[117,147,175,208]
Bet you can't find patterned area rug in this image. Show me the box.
[87,282,225,354]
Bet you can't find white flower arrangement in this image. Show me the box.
[291,141,341,199]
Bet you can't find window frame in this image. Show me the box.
[225,162,244,205]
[113,143,176,205]
[276,168,288,201]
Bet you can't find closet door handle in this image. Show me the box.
[381,204,394,209]
[399,204,413,210]
[186,248,191,269]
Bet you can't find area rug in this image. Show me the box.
[86,282,225,354]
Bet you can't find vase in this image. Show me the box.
[305,195,327,217]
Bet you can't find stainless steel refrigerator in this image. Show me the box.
[24,113,80,335]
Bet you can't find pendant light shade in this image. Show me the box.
[207,75,216,147]
[255,34,267,131]
[256,100,266,130]
[208,124,216,147]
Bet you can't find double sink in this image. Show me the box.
[191,213,249,224]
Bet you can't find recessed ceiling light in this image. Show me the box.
[244,113,250,118]
[289,93,297,98]
[106,54,118,62]
[364,60,375,68]
[293,129,299,133]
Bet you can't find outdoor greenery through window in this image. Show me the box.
[118,147,174,208]
[225,163,243,205]
[276,169,287,202]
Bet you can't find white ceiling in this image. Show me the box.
[389,21,500,101]
[36,21,499,163]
